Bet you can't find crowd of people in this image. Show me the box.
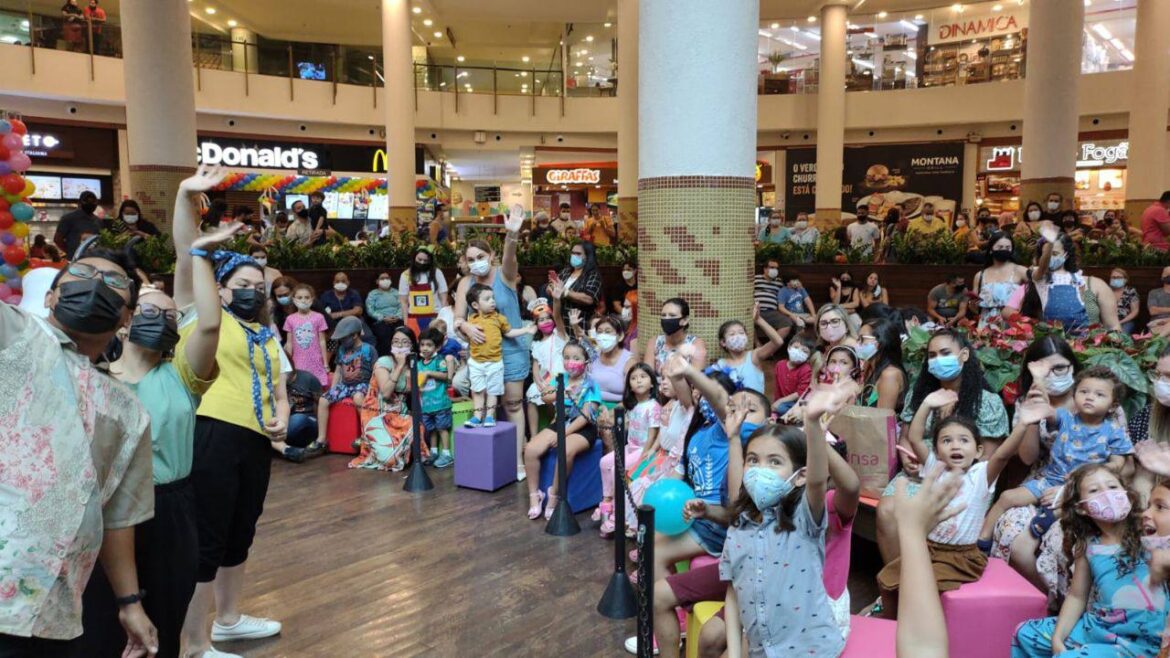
[7,175,1170,658]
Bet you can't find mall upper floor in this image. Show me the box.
[0,0,1141,98]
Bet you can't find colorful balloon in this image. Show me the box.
[0,212,11,230]
[9,202,32,222]
[0,134,21,152]
[8,119,26,136]
[0,264,16,279]
[0,120,9,135]
[9,222,28,239]
[21,180,34,198]
[0,233,14,246]
[2,244,24,264]
[0,283,10,299]
[642,479,697,536]
[0,174,23,195]
[8,153,30,173]
[6,275,19,291]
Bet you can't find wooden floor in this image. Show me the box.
[217,455,882,657]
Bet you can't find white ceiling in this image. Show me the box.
[443,148,522,181]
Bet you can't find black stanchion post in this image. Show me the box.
[635,504,655,658]
[597,408,636,618]
[545,373,580,536]
[403,352,434,492]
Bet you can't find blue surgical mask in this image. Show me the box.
[856,341,878,361]
[927,354,963,381]
[570,254,584,269]
[1048,253,1067,270]
[276,295,291,306]
[739,421,761,444]
[743,467,801,510]
[1046,370,1075,396]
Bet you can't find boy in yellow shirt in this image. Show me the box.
[465,283,536,427]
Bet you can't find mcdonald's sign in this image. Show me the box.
[372,149,389,173]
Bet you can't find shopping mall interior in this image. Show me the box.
[1,0,1170,656]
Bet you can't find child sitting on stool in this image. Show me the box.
[314,316,377,447]
[464,283,536,428]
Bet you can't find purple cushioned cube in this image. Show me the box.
[453,421,517,491]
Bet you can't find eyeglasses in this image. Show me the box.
[1048,364,1072,377]
[818,317,844,329]
[137,303,179,321]
[66,262,132,290]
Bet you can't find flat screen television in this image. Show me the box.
[297,62,326,80]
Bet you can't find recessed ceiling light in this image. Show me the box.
[991,3,1002,9]
[205,7,216,14]
[456,55,465,62]
[522,55,530,62]
[807,15,816,23]
[770,22,780,29]
[433,31,441,37]
[411,6,421,13]
[585,35,594,42]
[226,19,237,26]
[368,55,374,60]
[914,14,924,20]
[877,11,888,18]
[604,22,612,27]
[578,49,588,55]
[575,61,583,66]
[423,18,433,26]
[952,3,964,11]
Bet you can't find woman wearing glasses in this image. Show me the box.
[809,304,857,382]
[175,168,293,658]
[80,167,242,658]
[985,336,1082,601]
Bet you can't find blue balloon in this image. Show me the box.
[0,264,17,279]
[9,202,33,222]
[642,478,696,536]
[0,120,9,136]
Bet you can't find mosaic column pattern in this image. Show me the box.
[382,0,417,235]
[616,0,638,244]
[637,0,758,349]
[1020,0,1083,208]
[121,0,197,233]
[1124,0,1170,223]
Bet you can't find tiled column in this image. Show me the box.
[814,2,848,228]
[121,0,197,232]
[1124,0,1170,223]
[638,0,758,348]
[617,0,639,244]
[1019,0,1083,208]
[382,0,416,235]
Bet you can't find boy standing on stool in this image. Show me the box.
[465,284,536,428]
[418,328,457,468]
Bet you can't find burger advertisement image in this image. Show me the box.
[784,142,965,223]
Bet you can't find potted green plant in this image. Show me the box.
[767,51,787,74]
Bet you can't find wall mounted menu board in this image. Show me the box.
[22,172,112,202]
[474,185,501,203]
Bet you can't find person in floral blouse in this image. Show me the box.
[0,245,157,657]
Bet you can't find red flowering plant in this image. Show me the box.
[902,315,1159,416]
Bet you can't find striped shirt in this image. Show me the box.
[754,274,784,311]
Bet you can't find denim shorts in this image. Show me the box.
[421,409,453,432]
[687,518,728,557]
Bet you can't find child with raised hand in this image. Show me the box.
[417,328,456,468]
[1012,464,1168,657]
[875,385,1038,618]
[596,363,660,538]
[526,290,568,441]
[464,283,538,428]
[723,376,858,658]
[626,366,691,532]
[978,365,1134,553]
[715,303,787,394]
[283,283,330,386]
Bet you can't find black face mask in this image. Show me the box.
[227,288,264,322]
[660,317,685,335]
[412,260,430,273]
[53,278,127,333]
[857,215,868,223]
[1062,219,1077,229]
[129,314,180,353]
[81,202,98,214]
[991,249,1014,263]
[296,209,309,220]
[840,280,853,288]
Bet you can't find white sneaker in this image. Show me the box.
[197,648,243,658]
[211,614,282,641]
[624,635,660,655]
[516,467,527,482]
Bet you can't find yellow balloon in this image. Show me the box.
[22,180,35,198]
[10,223,29,239]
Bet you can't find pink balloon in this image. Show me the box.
[0,134,20,152]
[0,283,11,299]
[4,294,20,306]
[7,153,30,173]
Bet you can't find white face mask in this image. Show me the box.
[955,220,967,228]
[334,283,348,292]
[622,270,635,282]
[787,346,809,365]
[766,268,779,279]
[1156,379,1170,407]
[469,259,491,277]
[378,279,392,290]
[1047,201,1060,212]
[254,257,267,267]
[294,300,312,311]
[123,213,139,224]
[794,221,808,230]
[620,307,632,322]
[1028,209,1042,221]
[595,333,619,352]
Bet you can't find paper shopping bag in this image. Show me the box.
[827,405,898,498]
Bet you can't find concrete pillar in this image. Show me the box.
[616,0,639,244]
[963,141,979,213]
[814,2,848,228]
[1019,0,1083,209]
[230,27,258,74]
[1124,0,1170,222]
[121,0,198,233]
[381,0,416,235]
[638,0,758,348]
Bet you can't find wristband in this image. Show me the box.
[189,247,211,259]
[115,590,146,607]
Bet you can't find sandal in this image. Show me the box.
[527,491,546,520]
[544,493,560,520]
[598,502,615,538]
[1028,508,1057,540]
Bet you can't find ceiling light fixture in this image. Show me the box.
[807,15,816,23]
[433,31,442,37]
[770,22,780,29]
[227,19,237,27]
[522,55,530,62]
[456,55,465,62]
[991,3,1002,10]
[877,11,888,18]
[604,22,612,27]
[914,14,924,20]
[423,18,433,26]
[412,6,421,14]
[205,6,216,14]
[952,3,964,11]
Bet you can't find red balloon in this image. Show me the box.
[2,245,26,266]
[0,174,22,195]
[8,119,26,136]
[0,145,8,162]
[0,212,12,230]
[0,198,8,212]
